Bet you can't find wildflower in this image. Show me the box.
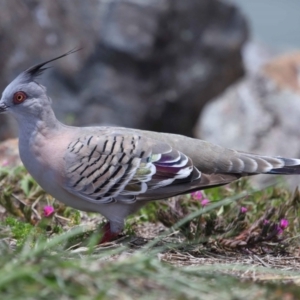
[191,190,203,200]
[279,219,289,230]
[240,207,247,214]
[263,219,270,225]
[200,199,210,207]
[43,205,55,217]
[1,160,8,167]
[191,191,209,206]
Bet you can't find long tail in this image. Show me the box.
[135,130,300,176]
[262,157,300,175]
[138,153,300,201]
[223,152,300,175]
[131,130,300,200]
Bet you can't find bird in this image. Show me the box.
[1,49,300,243]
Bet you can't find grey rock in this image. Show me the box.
[98,0,169,59]
[197,50,300,188]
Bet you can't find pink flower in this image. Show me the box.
[43,206,55,217]
[1,160,8,167]
[240,207,247,214]
[279,219,289,230]
[200,199,210,207]
[191,191,203,200]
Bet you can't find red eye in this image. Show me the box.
[13,91,27,105]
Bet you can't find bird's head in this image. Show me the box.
[0,49,79,119]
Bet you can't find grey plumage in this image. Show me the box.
[1,51,300,242]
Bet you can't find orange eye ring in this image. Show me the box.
[13,91,27,105]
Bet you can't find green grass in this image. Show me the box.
[0,227,300,300]
[0,165,300,299]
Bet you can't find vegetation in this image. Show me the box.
[0,165,300,299]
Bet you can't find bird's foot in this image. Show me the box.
[99,222,119,244]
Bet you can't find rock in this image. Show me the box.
[263,52,300,94]
[0,0,248,140]
[98,0,169,59]
[197,50,300,188]
[242,42,278,74]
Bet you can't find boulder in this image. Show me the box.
[0,0,248,140]
[197,50,300,188]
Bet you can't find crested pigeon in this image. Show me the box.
[1,50,300,243]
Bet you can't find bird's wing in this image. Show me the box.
[63,131,202,204]
[130,130,300,175]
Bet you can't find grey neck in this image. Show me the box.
[15,105,65,142]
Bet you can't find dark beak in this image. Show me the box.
[0,103,7,113]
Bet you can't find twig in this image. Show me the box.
[11,193,27,206]
[253,254,270,268]
[31,196,42,220]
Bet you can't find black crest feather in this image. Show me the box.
[24,48,81,81]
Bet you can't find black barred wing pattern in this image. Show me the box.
[63,133,200,204]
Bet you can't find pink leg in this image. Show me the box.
[99,222,120,244]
